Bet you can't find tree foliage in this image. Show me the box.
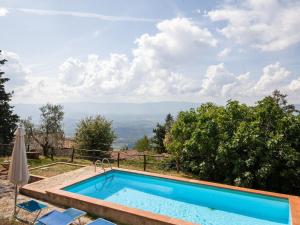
[20,105,64,159]
[134,135,151,152]
[152,113,174,153]
[0,50,19,144]
[75,115,116,159]
[19,117,35,147]
[165,91,300,195]
[24,104,65,158]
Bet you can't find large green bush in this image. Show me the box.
[165,91,300,195]
[75,115,116,159]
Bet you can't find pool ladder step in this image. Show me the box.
[94,158,112,172]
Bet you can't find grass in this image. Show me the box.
[30,163,83,177]
[27,157,91,168]
[1,155,197,180]
[111,158,198,180]
[1,156,92,177]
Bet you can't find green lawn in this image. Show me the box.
[1,155,196,180]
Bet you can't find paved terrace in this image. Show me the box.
[20,166,103,201]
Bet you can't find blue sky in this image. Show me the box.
[0,0,300,104]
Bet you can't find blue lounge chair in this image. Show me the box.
[15,200,48,224]
[63,208,86,224]
[36,208,86,225]
[87,218,117,225]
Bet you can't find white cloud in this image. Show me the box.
[0,8,8,16]
[217,48,231,59]
[59,54,132,95]
[253,62,290,94]
[288,78,300,92]
[57,17,214,99]
[199,62,300,102]
[200,63,251,97]
[0,51,68,103]
[133,17,217,67]
[5,13,299,104]
[15,8,158,23]
[208,0,300,51]
[4,17,215,103]
[0,51,29,89]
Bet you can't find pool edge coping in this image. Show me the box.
[22,167,300,225]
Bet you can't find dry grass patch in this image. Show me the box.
[30,163,83,177]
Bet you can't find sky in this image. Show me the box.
[0,0,300,105]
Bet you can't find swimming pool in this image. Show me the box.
[64,170,291,225]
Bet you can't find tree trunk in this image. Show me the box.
[176,157,180,173]
[42,142,49,157]
[50,147,54,161]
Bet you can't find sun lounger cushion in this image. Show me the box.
[87,218,117,225]
[62,207,86,219]
[17,200,47,213]
[36,210,74,225]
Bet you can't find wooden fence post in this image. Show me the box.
[71,148,75,162]
[143,154,147,171]
[117,152,120,168]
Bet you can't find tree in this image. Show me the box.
[31,104,64,158]
[165,92,300,195]
[0,50,19,144]
[75,115,116,159]
[134,135,151,152]
[152,113,174,153]
[19,117,35,147]
[271,89,298,113]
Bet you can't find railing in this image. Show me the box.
[68,147,174,172]
[70,148,112,163]
[101,158,112,171]
[0,144,175,173]
[113,151,173,172]
[94,160,102,172]
[94,158,112,172]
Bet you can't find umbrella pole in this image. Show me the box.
[14,184,17,217]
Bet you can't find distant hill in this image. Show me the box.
[13,102,199,148]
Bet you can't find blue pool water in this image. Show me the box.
[64,170,290,225]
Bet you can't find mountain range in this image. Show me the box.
[14,102,299,148]
[13,102,199,148]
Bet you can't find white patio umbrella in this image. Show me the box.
[8,126,29,216]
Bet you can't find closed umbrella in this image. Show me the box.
[8,126,29,216]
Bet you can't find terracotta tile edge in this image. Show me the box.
[290,196,300,225]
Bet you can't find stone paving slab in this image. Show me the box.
[20,166,103,199]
